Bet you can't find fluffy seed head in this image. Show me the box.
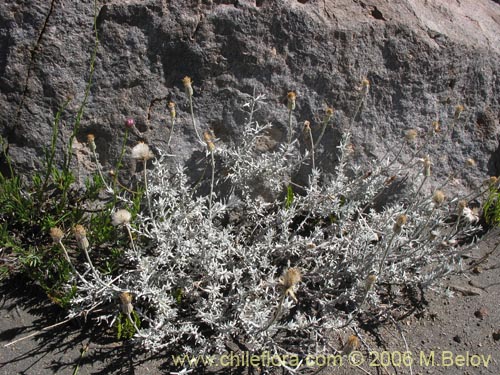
[50,227,64,243]
[280,268,301,290]
[432,190,445,205]
[131,142,154,161]
[112,209,132,226]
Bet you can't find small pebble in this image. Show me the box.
[474,307,488,319]
[492,330,500,341]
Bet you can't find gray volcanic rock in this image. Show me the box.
[0,0,499,196]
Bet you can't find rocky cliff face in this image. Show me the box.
[0,0,499,195]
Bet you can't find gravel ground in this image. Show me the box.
[1,229,499,375]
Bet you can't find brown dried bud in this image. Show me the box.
[393,214,408,233]
[73,224,89,251]
[432,190,445,206]
[120,292,134,314]
[454,104,465,119]
[168,101,176,119]
[50,227,64,243]
[405,129,418,142]
[287,92,296,111]
[182,76,193,97]
[342,335,360,355]
[365,274,377,291]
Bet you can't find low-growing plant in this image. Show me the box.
[0,55,493,369]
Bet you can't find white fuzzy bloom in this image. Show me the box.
[462,207,479,223]
[112,209,132,226]
[132,142,154,161]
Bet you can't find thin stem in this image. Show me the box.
[287,109,293,145]
[307,127,315,170]
[347,92,367,132]
[4,317,72,347]
[189,95,203,143]
[125,225,138,255]
[208,150,215,218]
[378,232,397,278]
[406,175,428,215]
[113,128,129,191]
[81,246,110,289]
[166,117,176,149]
[91,148,112,191]
[143,159,153,219]
[315,117,331,147]
[260,294,286,333]
[57,241,89,285]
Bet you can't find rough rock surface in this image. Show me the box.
[0,0,499,195]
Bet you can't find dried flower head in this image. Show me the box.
[361,78,370,94]
[303,120,311,132]
[457,200,467,215]
[168,102,176,118]
[342,335,360,355]
[326,107,334,116]
[432,190,445,206]
[432,121,440,133]
[393,214,408,233]
[454,104,465,119]
[365,274,377,291]
[405,129,418,142]
[125,118,135,128]
[120,292,134,314]
[287,92,296,111]
[182,76,193,97]
[87,134,96,152]
[112,209,132,226]
[50,227,64,243]
[279,267,301,302]
[131,142,154,161]
[73,224,89,251]
[465,158,476,168]
[489,176,499,187]
[203,131,215,151]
